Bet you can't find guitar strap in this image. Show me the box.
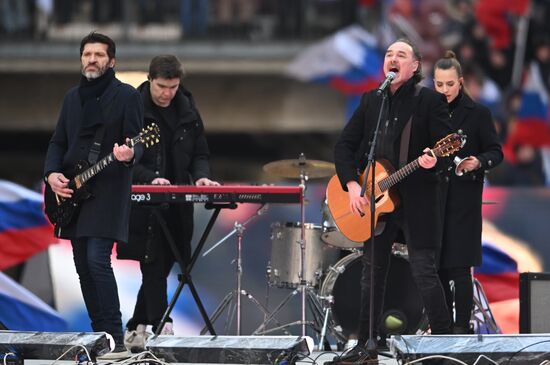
[88,125,106,164]
[398,84,422,168]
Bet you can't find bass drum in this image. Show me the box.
[319,251,427,339]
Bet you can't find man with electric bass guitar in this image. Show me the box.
[43,32,145,358]
[326,38,458,364]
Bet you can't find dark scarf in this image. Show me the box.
[449,89,463,116]
[79,67,115,132]
[79,67,115,104]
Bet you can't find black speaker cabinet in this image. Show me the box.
[520,272,550,333]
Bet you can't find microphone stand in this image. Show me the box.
[359,89,388,359]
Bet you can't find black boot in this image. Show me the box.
[324,344,377,365]
[452,324,474,334]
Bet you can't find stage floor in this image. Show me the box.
[24,351,400,365]
[17,334,550,365]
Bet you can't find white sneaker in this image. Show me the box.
[124,324,150,353]
[160,322,174,335]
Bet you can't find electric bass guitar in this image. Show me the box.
[44,123,160,230]
[325,132,466,243]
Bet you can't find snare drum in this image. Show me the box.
[319,251,426,339]
[269,222,340,288]
[321,199,362,250]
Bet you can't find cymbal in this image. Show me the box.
[263,159,336,179]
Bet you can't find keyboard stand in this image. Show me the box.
[152,202,238,336]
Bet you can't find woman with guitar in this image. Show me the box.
[433,51,503,334]
[328,38,454,364]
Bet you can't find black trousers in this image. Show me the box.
[357,216,451,343]
[438,266,474,331]
[127,212,191,333]
[126,243,176,332]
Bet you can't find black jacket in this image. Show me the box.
[439,93,503,268]
[334,80,451,249]
[43,76,144,243]
[117,81,211,263]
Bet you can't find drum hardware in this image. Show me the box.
[315,294,348,350]
[200,204,277,336]
[252,285,321,336]
[261,153,333,337]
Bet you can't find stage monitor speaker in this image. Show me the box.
[146,335,312,364]
[0,331,110,361]
[520,272,550,333]
[389,334,550,364]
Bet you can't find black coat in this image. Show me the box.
[117,82,211,263]
[334,81,451,249]
[43,77,144,243]
[439,93,503,268]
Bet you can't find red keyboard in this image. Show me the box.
[131,185,302,204]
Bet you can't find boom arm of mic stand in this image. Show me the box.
[202,203,270,257]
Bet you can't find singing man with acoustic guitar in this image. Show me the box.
[43,32,143,358]
[328,38,454,364]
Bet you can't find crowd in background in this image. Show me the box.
[0,0,363,40]
[1,0,550,186]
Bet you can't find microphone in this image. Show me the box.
[376,71,396,95]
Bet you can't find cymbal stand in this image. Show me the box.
[298,154,308,336]
[201,204,274,335]
[253,153,313,337]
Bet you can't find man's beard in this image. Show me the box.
[82,63,109,79]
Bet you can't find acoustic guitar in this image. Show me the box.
[325,132,465,243]
[44,123,160,231]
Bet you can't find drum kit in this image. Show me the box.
[201,153,427,347]
[203,153,500,346]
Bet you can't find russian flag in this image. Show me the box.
[0,271,66,331]
[286,25,384,120]
[504,62,550,163]
[475,241,520,334]
[517,62,549,123]
[0,180,54,271]
[475,242,519,303]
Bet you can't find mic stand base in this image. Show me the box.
[365,338,379,360]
